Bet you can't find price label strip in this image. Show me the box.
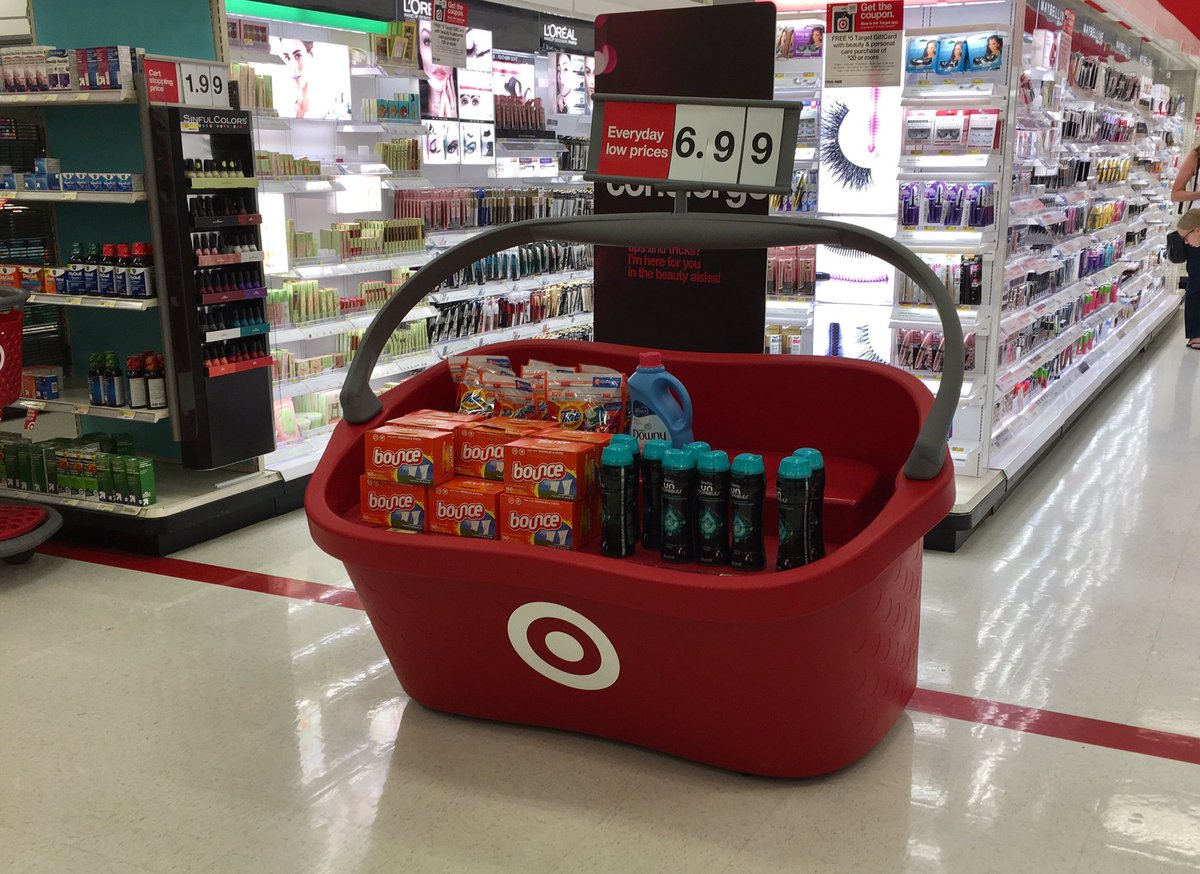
[586,94,800,194]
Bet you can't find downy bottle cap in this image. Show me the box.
[778,456,812,480]
[792,448,825,470]
[731,453,764,476]
[697,450,730,473]
[609,434,639,454]
[662,448,696,471]
[641,439,670,462]
[601,445,634,467]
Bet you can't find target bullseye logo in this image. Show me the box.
[507,602,620,690]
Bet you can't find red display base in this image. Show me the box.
[199,286,267,306]
[193,214,263,230]
[196,252,262,268]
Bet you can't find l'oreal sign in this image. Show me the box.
[403,0,433,19]
[543,23,577,47]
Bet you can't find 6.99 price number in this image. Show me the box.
[667,105,784,188]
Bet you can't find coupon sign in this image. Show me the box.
[587,94,798,193]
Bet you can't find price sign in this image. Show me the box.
[587,94,799,194]
[145,55,229,108]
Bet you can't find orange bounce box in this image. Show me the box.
[430,478,506,539]
[358,476,428,531]
[503,437,595,500]
[456,419,548,480]
[536,428,609,485]
[365,426,454,486]
[499,493,599,550]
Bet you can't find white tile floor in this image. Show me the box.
[2,315,1199,873]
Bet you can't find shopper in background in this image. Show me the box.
[1172,148,1200,349]
[1175,209,1200,350]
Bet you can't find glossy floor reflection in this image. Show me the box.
[2,316,1199,873]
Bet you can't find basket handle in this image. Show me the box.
[339,213,963,481]
[0,286,28,313]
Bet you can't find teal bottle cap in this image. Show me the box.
[779,456,812,480]
[642,439,671,462]
[601,445,634,467]
[792,448,825,470]
[697,449,730,473]
[609,434,639,454]
[731,453,764,476]
[662,448,696,471]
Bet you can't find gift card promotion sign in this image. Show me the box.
[825,2,903,88]
[588,96,797,192]
[431,0,469,66]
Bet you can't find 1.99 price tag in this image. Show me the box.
[589,95,796,193]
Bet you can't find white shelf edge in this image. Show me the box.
[26,293,158,310]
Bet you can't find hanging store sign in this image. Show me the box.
[431,0,468,67]
[824,1,903,88]
[588,95,798,193]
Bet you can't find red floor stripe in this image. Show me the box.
[38,542,363,610]
[39,543,1200,766]
[908,688,1200,767]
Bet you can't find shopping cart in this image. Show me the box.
[306,213,961,777]
[0,286,63,565]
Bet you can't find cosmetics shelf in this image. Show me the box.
[271,305,438,344]
[250,110,291,131]
[424,226,490,248]
[1121,240,1160,263]
[187,177,258,191]
[897,152,1005,174]
[994,302,1118,395]
[2,190,147,203]
[269,250,429,279]
[199,285,267,306]
[195,251,264,267]
[427,269,593,305]
[990,289,1174,464]
[192,214,263,230]
[206,354,274,378]
[910,373,984,407]
[13,391,170,423]
[0,89,136,105]
[383,175,434,191]
[998,274,1117,337]
[895,228,997,249]
[336,121,427,135]
[202,322,271,343]
[25,293,158,310]
[890,304,985,333]
[349,63,426,79]
[431,312,592,359]
[258,177,346,195]
[275,350,438,398]
[495,137,567,155]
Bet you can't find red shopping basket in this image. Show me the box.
[0,287,25,409]
[307,213,961,777]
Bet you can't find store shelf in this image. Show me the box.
[384,174,434,191]
[890,305,985,333]
[187,178,258,191]
[425,226,489,248]
[191,214,263,230]
[200,285,267,306]
[265,427,335,481]
[995,302,1118,395]
[990,290,1179,473]
[432,312,592,358]
[271,305,437,344]
[258,177,345,195]
[270,250,428,279]
[202,322,271,343]
[908,373,985,406]
[0,89,135,105]
[350,63,426,79]
[25,293,158,310]
[427,269,593,304]
[250,111,291,131]
[0,190,146,203]
[496,138,566,155]
[12,391,169,423]
[275,349,438,398]
[196,251,264,267]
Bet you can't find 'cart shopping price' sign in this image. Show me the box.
[144,55,229,108]
[825,2,903,88]
[586,95,799,193]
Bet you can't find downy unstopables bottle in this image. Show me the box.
[696,450,730,566]
[729,453,765,570]
[776,456,812,571]
[792,448,826,561]
[660,448,696,562]
[640,438,669,550]
[600,444,638,558]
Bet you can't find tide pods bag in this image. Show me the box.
[481,372,545,420]
[546,374,626,433]
[450,355,514,416]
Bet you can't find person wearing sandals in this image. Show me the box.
[1176,210,1200,350]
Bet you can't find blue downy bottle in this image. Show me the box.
[628,351,693,449]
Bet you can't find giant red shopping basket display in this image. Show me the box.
[306,213,961,777]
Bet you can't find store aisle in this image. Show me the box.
[2,315,1199,874]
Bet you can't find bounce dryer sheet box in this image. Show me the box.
[429,478,505,539]
[500,493,600,550]
[365,425,454,486]
[534,427,608,487]
[456,419,547,480]
[503,437,594,500]
[359,475,428,531]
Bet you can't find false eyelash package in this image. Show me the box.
[936,38,967,75]
[965,109,1002,149]
[932,111,968,147]
[905,37,940,72]
[966,33,1004,72]
[904,110,935,147]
